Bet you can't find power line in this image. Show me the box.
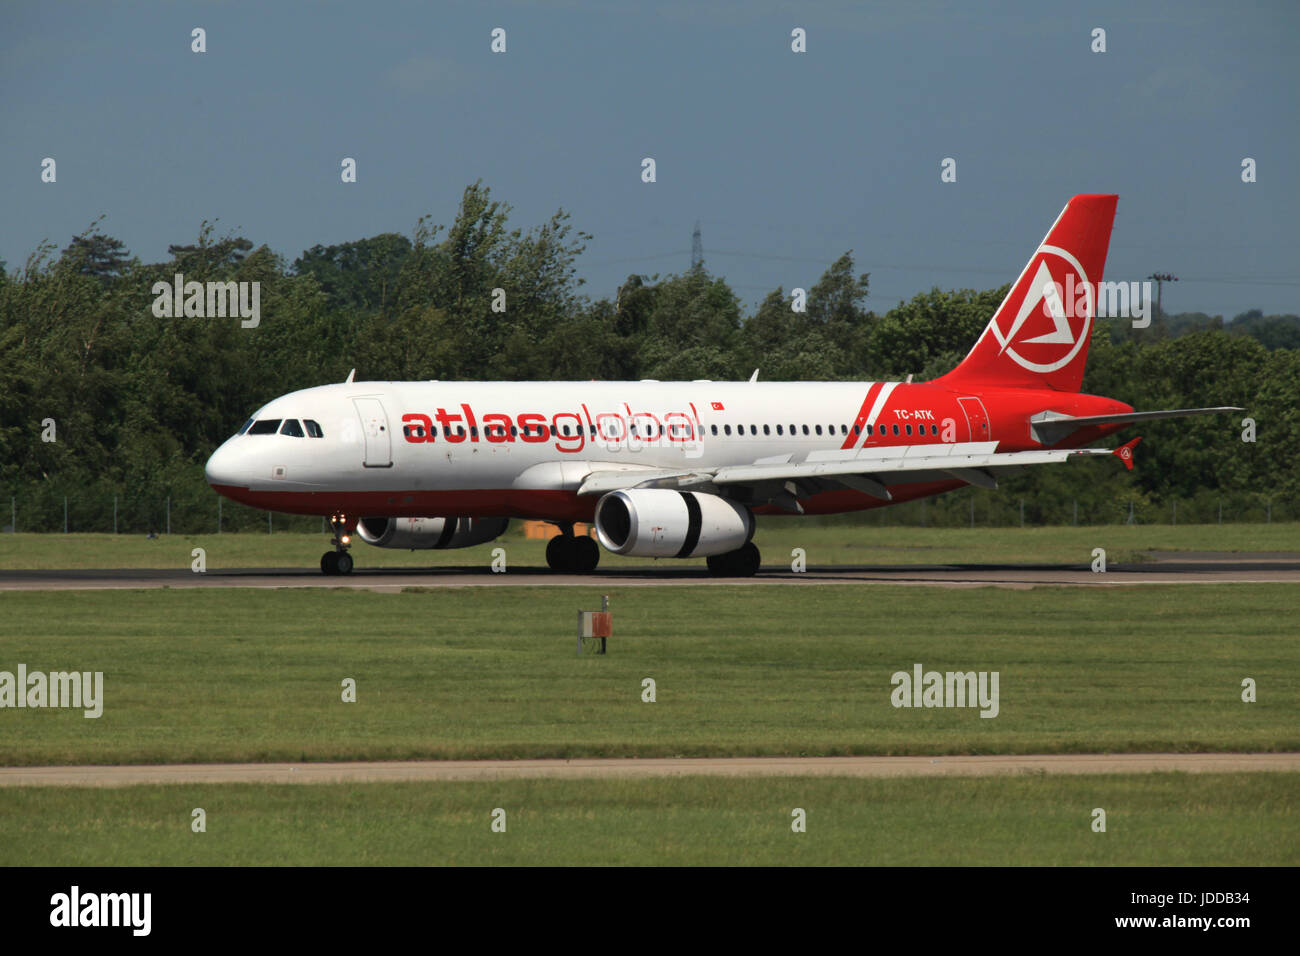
[582,250,689,267]
[1148,272,1178,321]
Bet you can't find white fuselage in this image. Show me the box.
[204,379,979,521]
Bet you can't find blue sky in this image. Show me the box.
[2,0,1296,316]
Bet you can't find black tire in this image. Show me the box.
[733,541,761,577]
[546,534,577,571]
[573,535,601,572]
[335,551,354,575]
[706,542,761,577]
[320,552,338,575]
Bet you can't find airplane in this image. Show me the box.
[204,194,1241,576]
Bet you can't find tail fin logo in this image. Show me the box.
[990,245,1094,374]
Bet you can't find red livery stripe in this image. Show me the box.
[842,382,882,449]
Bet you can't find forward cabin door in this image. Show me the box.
[353,397,393,467]
[957,396,991,443]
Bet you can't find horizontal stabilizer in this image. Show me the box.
[1030,406,1242,445]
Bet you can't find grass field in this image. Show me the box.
[1,584,1295,765]
[0,773,1294,866]
[0,523,1297,571]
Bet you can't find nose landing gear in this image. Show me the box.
[320,513,354,575]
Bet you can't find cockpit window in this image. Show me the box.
[280,419,305,437]
[304,419,324,438]
[248,419,282,435]
[237,418,254,436]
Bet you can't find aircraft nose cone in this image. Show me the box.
[205,441,243,488]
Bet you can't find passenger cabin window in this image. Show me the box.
[892,424,900,436]
[304,419,324,438]
[815,425,823,436]
[801,425,809,436]
[710,425,718,436]
[249,419,282,435]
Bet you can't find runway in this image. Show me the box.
[2,753,1296,787]
[1,552,1297,591]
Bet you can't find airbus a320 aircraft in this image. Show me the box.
[205,194,1239,576]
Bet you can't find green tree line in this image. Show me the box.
[1,183,1295,533]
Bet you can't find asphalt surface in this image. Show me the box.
[1,551,1298,591]
[2,753,1297,787]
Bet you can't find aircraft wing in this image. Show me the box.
[711,445,1118,497]
[576,467,720,496]
[574,439,1136,501]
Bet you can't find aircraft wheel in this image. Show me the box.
[573,535,601,572]
[321,552,338,575]
[707,542,761,577]
[335,551,354,575]
[733,542,761,577]
[546,534,577,571]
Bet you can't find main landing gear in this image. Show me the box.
[707,542,761,577]
[545,525,600,573]
[321,513,354,575]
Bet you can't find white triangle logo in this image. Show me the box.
[1000,260,1073,352]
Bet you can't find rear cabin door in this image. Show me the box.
[957,396,991,443]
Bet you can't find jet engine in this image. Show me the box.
[594,489,754,558]
[356,516,509,550]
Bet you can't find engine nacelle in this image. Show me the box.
[594,489,754,558]
[356,516,509,550]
